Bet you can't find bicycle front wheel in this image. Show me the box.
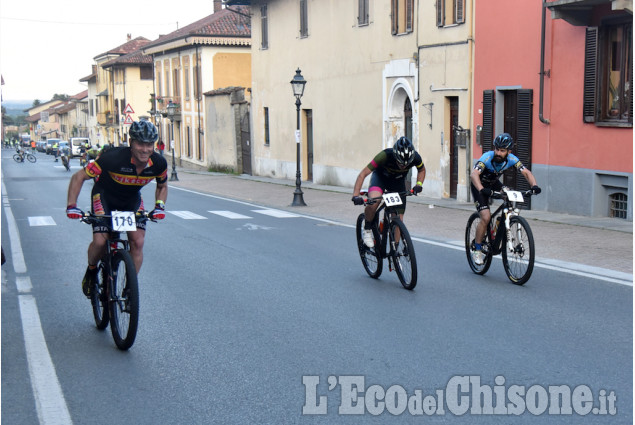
[465,212,493,275]
[501,216,535,285]
[91,262,109,330]
[26,153,36,163]
[356,213,382,279]
[389,218,417,290]
[13,154,23,163]
[109,251,139,350]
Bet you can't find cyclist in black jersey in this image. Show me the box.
[351,137,426,248]
[65,121,168,297]
[470,133,541,265]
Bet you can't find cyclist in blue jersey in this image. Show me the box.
[351,137,426,248]
[470,133,541,265]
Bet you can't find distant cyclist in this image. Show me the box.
[65,121,168,297]
[470,133,541,265]
[351,136,426,248]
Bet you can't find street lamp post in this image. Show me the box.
[290,68,307,206]
[167,101,179,181]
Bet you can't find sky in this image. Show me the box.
[0,0,221,102]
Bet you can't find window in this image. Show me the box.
[391,0,414,35]
[436,0,465,27]
[264,107,270,146]
[610,192,628,218]
[184,64,190,101]
[156,63,162,96]
[164,68,170,98]
[140,66,152,80]
[358,0,369,26]
[261,5,269,49]
[584,19,632,125]
[173,68,180,98]
[300,0,308,37]
[193,54,201,99]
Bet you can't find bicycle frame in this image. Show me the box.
[487,191,531,256]
[367,192,408,259]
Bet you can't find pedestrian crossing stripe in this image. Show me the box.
[28,216,56,226]
[252,209,300,218]
[168,211,207,219]
[209,210,252,219]
[26,209,299,226]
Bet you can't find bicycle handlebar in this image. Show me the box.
[490,189,535,200]
[80,210,156,225]
[361,190,416,206]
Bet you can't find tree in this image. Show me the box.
[32,99,41,107]
[51,94,69,101]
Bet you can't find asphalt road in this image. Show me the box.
[1,151,632,424]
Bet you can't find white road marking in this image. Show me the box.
[19,295,73,425]
[252,209,300,218]
[208,210,252,219]
[168,211,207,219]
[29,216,56,226]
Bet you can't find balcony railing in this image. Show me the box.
[156,96,182,118]
[97,113,116,126]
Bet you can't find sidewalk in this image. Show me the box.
[168,169,633,278]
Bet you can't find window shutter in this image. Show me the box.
[261,5,268,49]
[482,90,495,153]
[391,0,398,34]
[436,0,444,27]
[358,0,364,25]
[455,0,465,24]
[583,27,598,123]
[516,89,533,208]
[406,0,414,33]
[300,0,308,37]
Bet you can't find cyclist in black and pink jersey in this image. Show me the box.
[470,133,541,265]
[351,137,426,248]
[65,121,168,297]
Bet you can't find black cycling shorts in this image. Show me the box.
[470,180,503,212]
[369,172,408,214]
[90,189,146,233]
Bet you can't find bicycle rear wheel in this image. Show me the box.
[13,154,23,163]
[502,216,535,285]
[356,213,382,279]
[91,262,109,330]
[389,219,417,290]
[109,251,139,350]
[465,212,493,275]
[26,154,36,163]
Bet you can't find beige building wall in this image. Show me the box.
[153,46,251,169]
[249,0,474,201]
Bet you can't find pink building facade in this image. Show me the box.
[473,0,632,219]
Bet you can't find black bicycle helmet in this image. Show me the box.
[393,136,415,167]
[493,133,513,150]
[129,120,158,143]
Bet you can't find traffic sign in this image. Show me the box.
[123,104,135,114]
[123,115,134,125]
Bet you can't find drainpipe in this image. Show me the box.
[196,46,203,161]
[539,1,551,124]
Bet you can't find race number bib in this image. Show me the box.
[382,192,403,207]
[506,190,524,203]
[111,211,136,231]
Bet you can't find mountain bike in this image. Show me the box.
[80,210,155,350]
[465,188,536,285]
[355,190,418,290]
[13,150,36,163]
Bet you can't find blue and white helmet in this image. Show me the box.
[493,133,513,150]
